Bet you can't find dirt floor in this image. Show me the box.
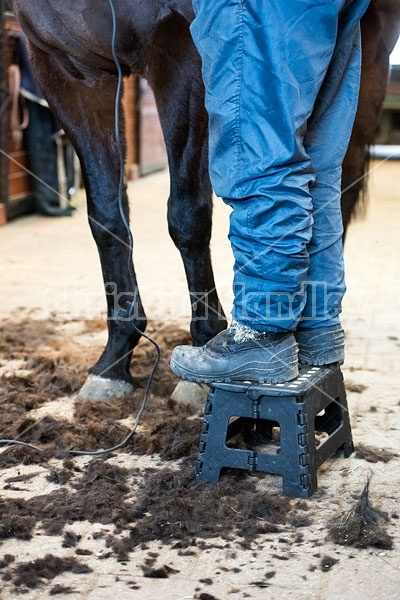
[0,160,399,599]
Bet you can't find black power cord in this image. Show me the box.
[0,0,161,456]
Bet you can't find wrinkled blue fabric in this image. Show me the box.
[191,0,370,331]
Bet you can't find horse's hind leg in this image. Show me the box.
[29,45,145,399]
[147,13,227,346]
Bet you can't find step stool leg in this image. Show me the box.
[281,415,317,499]
[196,456,221,483]
[336,439,354,458]
[281,473,316,499]
[331,373,354,458]
[196,391,230,483]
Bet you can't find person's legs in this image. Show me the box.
[190,0,350,332]
[171,0,368,382]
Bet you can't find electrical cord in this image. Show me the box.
[0,0,161,456]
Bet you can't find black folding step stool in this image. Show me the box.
[196,364,353,498]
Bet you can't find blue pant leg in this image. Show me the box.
[302,0,370,328]
[191,1,364,331]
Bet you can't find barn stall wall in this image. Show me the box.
[0,5,6,226]
[0,11,35,224]
[0,9,167,225]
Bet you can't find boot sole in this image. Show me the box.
[299,356,344,366]
[170,357,299,385]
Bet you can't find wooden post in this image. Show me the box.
[0,0,9,224]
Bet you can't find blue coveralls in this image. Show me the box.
[190,0,370,332]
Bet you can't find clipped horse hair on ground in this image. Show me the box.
[328,477,393,549]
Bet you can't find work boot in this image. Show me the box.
[295,324,344,366]
[170,321,298,384]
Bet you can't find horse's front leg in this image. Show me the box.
[148,13,227,346]
[30,46,145,399]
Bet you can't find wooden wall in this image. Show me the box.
[124,77,168,179]
[124,75,140,180]
[0,14,167,225]
[0,14,34,222]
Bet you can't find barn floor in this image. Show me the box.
[0,160,399,599]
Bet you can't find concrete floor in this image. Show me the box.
[0,160,400,599]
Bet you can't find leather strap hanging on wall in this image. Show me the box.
[8,63,29,149]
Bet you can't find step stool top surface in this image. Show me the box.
[209,364,341,397]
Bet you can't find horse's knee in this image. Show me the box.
[167,195,212,252]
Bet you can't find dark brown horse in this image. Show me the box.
[7,0,400,399]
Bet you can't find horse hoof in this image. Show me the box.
[170,380,209,409]
[75,374,134,401]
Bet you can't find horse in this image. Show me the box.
[7,0,400,400]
